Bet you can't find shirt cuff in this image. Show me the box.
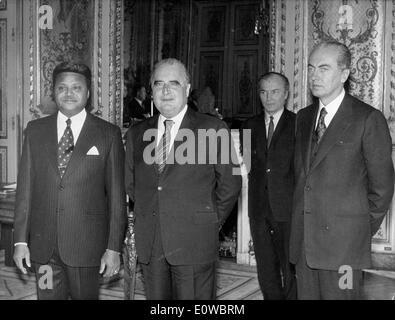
[14,242,28,247]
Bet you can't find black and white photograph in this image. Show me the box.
[0,0,395,306]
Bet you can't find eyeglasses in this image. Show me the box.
[153,80,184,90]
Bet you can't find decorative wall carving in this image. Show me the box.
[38,0,95,116]
[309,0,384,109]
[201,5,225,47]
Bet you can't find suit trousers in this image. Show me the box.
[295,243,363,300]
[249,190,296,300]
[140,217,216,300]
[33,243,100,300]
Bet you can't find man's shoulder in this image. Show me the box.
[88,113,121,132]
[25,113,56,131]
[193,111,227,129]
[241,113,265,129]
[346,94,376,115]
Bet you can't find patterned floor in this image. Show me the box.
[0,250,262,300]
[2,249,395,300]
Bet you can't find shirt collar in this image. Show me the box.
[264,108,284,124]
[319,89,345,113]
[158,105,188,128]
[58,108,87,124]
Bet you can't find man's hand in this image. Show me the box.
[99,249,121,278]
[13,245,31,274]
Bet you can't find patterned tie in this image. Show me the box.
[58,118,74,178]
[316,107,327,144]
[267,116,274,148]
[156,119,174,174]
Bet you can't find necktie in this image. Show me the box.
[157,119,174,174]
[267,116,274,148]
[58,118,74,178]
[316,107,328,144]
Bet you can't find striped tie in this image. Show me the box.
[316,107,327,144]
[156,119,174,174]
[58,118,74,178]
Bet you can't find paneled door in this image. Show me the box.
[0,0,21,184]
[192,0,268,120]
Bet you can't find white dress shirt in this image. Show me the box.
[156,105,188,151]
[264,108,284,136]
[315,89,345,129]
[57,108,87,143]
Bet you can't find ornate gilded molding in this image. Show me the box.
[114,0,122,125]
[108,0,115,121]
[107,0,122,125]
[389,0,395,137]
[29,0,39,119]
[0,19,7,138]
[293,0,301,112]
[268,0,276,71]
[95,0,103,117]
[280,0,286,74]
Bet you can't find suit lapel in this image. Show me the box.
[44,114,61,178]
[309,94,353,172]
[161,107,197,177]
[255,113,267,152]
[268,109,287,150]
[144,115,160,176]
[61,113,97,180]
[301,104,318,175]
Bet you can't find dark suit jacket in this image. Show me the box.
[242,109,295,222]
[123,98,147,124]
[14,112,127,267]
[290,94,394,270]
[125,107,241,265]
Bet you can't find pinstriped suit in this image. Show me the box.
[14,112,126,268]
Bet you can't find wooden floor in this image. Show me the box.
[1,249,394,300]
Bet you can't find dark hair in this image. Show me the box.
[311,41,351,70]
[258,72,290,92]
[150,58,190,87]
[133,83,146,96]
[52,62,92,109]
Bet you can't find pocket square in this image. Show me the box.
[87,146,100,155]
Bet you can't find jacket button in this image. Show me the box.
[158,186,162,191]
[324,226,329,230]
[153,211,156,216]
[266,168,271,173]
[305,186,311,191]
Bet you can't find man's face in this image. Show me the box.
[151,63,190,118]
[137,87,147,101]
[54,72,89,117]
[308,46,350,105]
[258,75,288,115]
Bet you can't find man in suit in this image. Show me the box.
[242,72,296,299]
[13,62,126,299]
[123,84,150,127]
[125,58,241,300]
[290,41,394,299]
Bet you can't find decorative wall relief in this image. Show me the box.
[200,5,225,47]
[234,4,259,46]
[38,0,94,115]
[308,0,385,110]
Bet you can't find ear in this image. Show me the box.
[341,69,350,84]
[87,90,90,99]
[186,84,191,97]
